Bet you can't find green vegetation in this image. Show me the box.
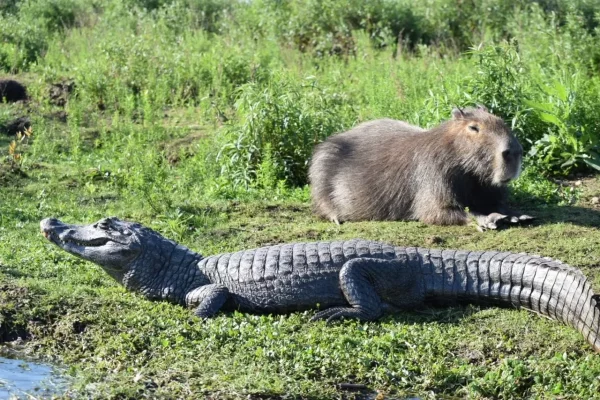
[1,0,600,398]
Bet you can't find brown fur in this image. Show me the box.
[308,107,523,225]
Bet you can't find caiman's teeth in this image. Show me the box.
[62,238,88,246]
[50,232,103,247]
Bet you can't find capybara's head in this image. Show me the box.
[450,105,522,186]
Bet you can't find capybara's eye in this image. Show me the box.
[468,125,479,132]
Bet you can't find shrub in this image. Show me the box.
[18,0,82,33]
[0,15,47,72]
[254,0,600,57]
[157,0,236,33]
[0,0,90,72]
[0,0,18,14]
[270,0,432,56]
[217,75,355,188]
[526,79,600,175]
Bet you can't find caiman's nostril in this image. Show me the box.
[40,218,61,239]
[40,218,58,232]
[66,229,76,237]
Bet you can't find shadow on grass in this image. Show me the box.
[0,265,27,279]
[522,204,600,229]
[380,304,489,326]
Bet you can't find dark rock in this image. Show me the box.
[0,117,31,136]
[0,79,28,103]
[72,320,87,334]
[49,80,75,107]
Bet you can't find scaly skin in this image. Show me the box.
[40,217,600,352]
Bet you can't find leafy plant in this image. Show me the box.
[6,126,33,170]
[466,40,533,140]
[526,80,600,175]
[510,164,579,206]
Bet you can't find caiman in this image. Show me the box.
[40,217,600,352]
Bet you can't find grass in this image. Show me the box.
[0,0,600,398]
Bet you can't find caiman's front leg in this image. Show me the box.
[185,284,230,318]
[471,211,509,231]
[311,257,422,322]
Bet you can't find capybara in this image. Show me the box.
[309,105,532,230]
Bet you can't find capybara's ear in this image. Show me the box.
[451,107,465,119]
[476,104,489,112]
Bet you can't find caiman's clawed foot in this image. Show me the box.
[516,214,535,222]
[476,212,508,232]
[476,212,535,232]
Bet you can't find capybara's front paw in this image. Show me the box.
[476,212,508,231]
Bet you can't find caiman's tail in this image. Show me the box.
[415,249,600,352]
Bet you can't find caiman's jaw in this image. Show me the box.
[40,217,142,277]
[42,228,111,248]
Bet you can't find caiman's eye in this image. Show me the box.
[96,220,110,230]
[468,125,480,132]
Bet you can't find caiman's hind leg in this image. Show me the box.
[185,284,230,318]
[311,257,422,322]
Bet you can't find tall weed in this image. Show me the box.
[218,75,355,188]
[467,41,533,140]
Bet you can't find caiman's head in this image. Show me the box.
[40,217,146,282]
[41,217,204,301]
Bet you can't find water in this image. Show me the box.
[0,355,67,399]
